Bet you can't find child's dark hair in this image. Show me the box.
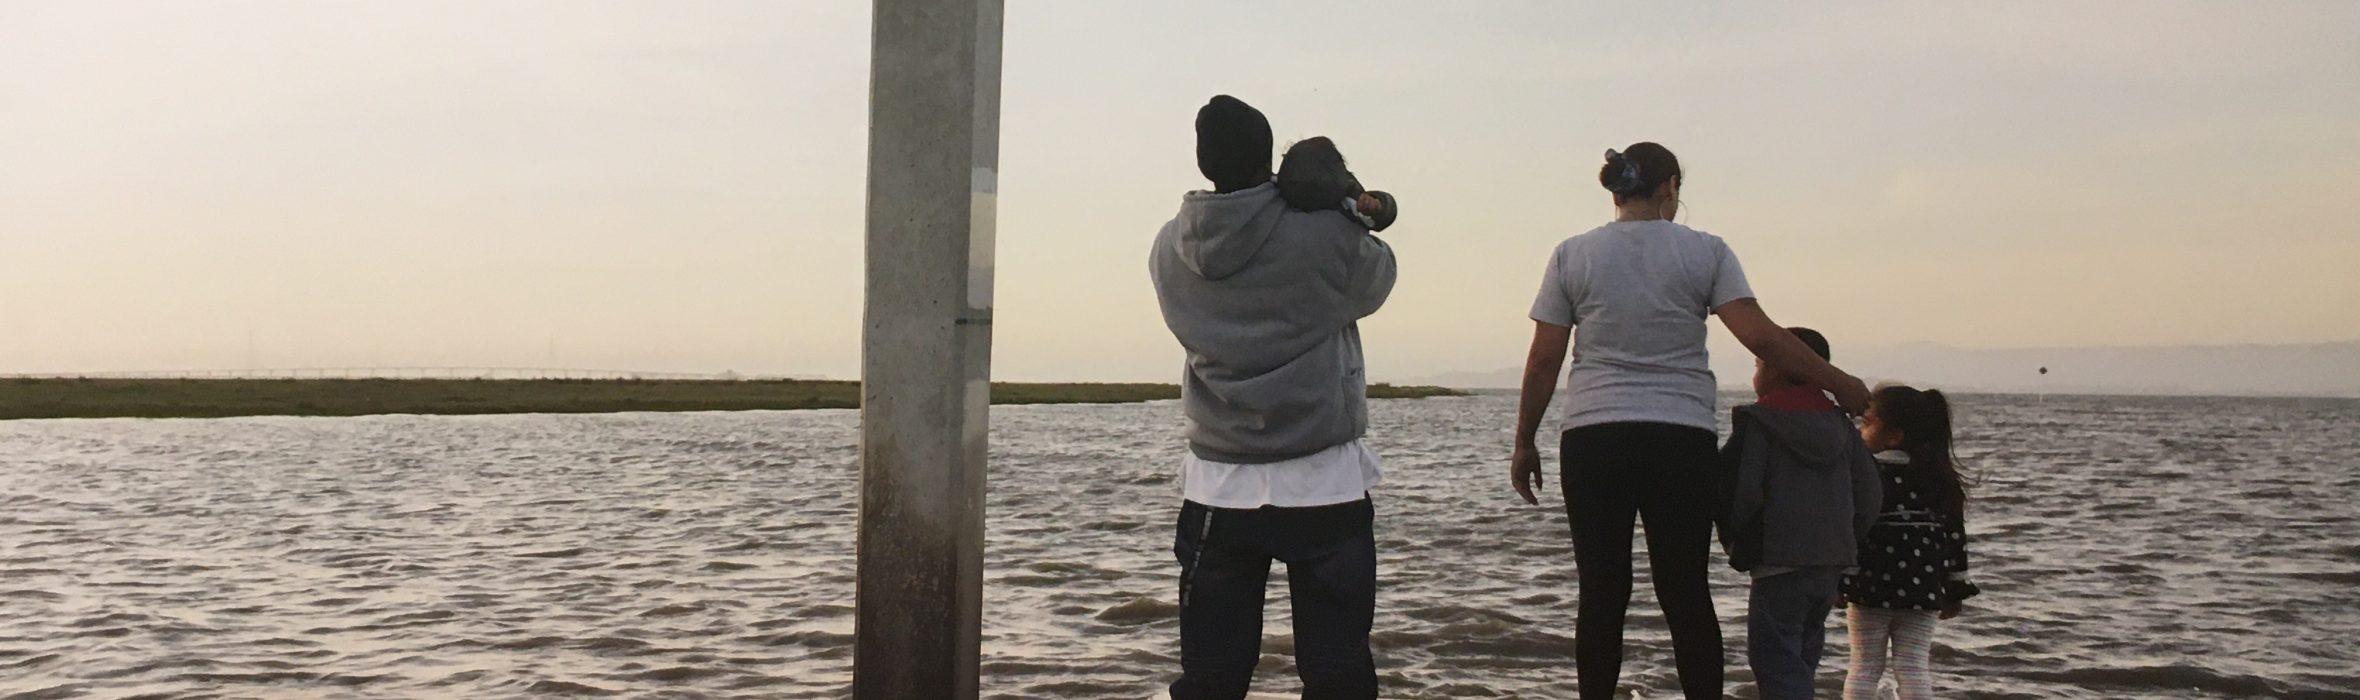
[1600,142,1681,205]
[1777,326,1831,384]
[1870,384,1973,514]
[1787,326,1830,362]
[1276,137,1359,211]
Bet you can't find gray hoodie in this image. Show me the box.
[1717,403,1883,572]
[1149,182,1397,464]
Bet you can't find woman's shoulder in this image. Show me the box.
[1560,222,1621,244]
[1666,222,1730,250]
[1561,220,1684,247]
[1546,224,1615,262]
[1556,221,1730,260]
[1626,220,1732,253]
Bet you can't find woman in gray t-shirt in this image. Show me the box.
[1507,142,1869,698]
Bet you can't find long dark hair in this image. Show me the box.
[1871,384,1973,514]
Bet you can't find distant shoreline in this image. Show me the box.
[0,378,1465,420]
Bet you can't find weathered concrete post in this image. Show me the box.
[855,0,1001,697]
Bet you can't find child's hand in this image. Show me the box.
[1355,192,1383,216]
[1939,602,1964,620]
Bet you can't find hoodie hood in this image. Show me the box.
[1736,404,1854,469]
[1171,182,1286,280]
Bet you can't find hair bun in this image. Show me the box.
[1600,149,1643,194]
[1598,142,1681,201]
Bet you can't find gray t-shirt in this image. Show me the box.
[1529,220,1754,432]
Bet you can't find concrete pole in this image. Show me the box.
[855,0,1001,698]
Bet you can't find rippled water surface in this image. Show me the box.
[3,394,2356,699]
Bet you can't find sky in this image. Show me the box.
[4,1,2357,383]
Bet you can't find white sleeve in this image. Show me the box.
[1707,237,1755,309]
[1529,242,1579,327]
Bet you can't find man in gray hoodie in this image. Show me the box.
[1718,327,1882,699]
[1149,95,1397,700]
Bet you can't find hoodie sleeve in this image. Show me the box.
[1850,437,1882,543]
[1712,420,1743,524]
[1720,411,1768,570]
[1343,232,1397,320]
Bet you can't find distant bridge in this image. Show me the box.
[0,367,781,381]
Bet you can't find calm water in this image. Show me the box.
[2,394,2356,699]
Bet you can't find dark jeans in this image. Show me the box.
[1561,422,1724,700]
[1170,498,1378,700]
[1749,567,1843,700]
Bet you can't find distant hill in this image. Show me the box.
[1410,341,2360,398]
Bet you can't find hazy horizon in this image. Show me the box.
[1418,338,2360,398]
[7,2,2358,389]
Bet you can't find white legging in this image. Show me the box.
[1846,607,1939,699]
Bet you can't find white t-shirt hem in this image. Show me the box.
[1561,410,1721,434]
[1180,439,1382,509]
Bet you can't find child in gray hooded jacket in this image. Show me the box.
[1718,327,1882,700]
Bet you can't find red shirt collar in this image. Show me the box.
[1757,385,1836,411]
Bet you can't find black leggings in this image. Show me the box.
[1560,422,1723,700]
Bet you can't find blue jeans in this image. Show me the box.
[1170,498,1377,700]
[1749,567,1844,699]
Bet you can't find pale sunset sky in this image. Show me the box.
[4,1,2356,382]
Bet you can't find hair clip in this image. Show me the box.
[1604,149,1642,192]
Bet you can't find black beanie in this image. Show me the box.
[1195,95,1272,192]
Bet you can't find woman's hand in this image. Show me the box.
[1511,443,1544,505]
[1716,298,1871,414]
[1833,373,1871,415]
[1513,321,1571,507]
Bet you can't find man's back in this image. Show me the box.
[1149,181,1396,465]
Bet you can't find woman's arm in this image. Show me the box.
[1714,297,1870,414]
[1510,321,1572,505]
